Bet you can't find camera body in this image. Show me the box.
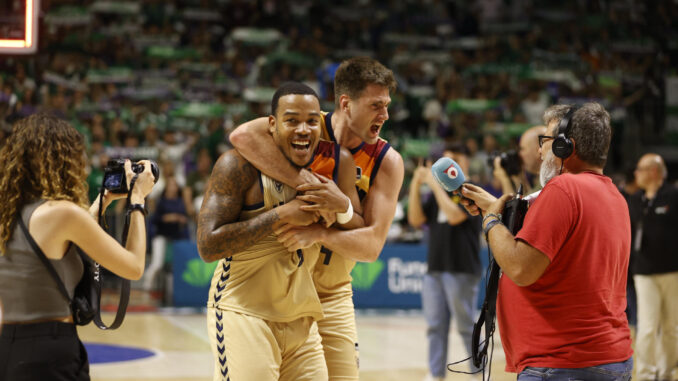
[502,196,529,234]
[103,159,159,194]
[487,150,522,176]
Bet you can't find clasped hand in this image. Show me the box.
[295,171,349,227]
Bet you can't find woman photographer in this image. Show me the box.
[0,113,156,380]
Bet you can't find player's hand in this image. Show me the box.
[277,199,319,226]
[297,168,320,185]
[296,173,350,214]
[317,210,336,228]
[275,223,324,252]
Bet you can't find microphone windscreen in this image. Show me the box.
[431,157,466,192]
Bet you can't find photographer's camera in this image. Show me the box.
[487,150,522,176]
[103,159,160,193]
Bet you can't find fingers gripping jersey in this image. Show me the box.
[207,173,323,323]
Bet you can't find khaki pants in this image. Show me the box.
[634,272,678,380]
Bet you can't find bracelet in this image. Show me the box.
[336,200,354,224]
[127,203,147,216]
[483,218,502,241]
[482,213,502,226]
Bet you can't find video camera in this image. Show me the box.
[103,159,160,194]
[487,150,522,176]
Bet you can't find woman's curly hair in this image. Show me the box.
[0,113,89,254]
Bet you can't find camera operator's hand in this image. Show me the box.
[460,183,498,215]
[126,160,155,204]
[461,183,514,218]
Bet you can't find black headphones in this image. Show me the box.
[552,105,580,159]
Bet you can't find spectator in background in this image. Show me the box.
[465,136,489,185]
[184,148,213,222]
[408,143,482,381]
[158,128,197,188]
[493,125,546,195]
[521,85,550,125]
[618,169,639,328]
[629,153,678,381]
[144,176,190,293]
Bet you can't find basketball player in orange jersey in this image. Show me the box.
[230,57,405,380]
[198,82,363,381]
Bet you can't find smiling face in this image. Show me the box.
[344,83,391,144]
[269,94,322,167]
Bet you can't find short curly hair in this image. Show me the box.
[0,113,89,254]
[334,57,397,105]
[543,102,611,167]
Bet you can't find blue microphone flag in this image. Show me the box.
[431,157,466,192]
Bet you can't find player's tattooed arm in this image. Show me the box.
[197,151,279,262]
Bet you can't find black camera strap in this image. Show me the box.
[91,175,141,330]
[471,186,529,373]
[17,216,78,316]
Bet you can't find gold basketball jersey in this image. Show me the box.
[207,173,323,323]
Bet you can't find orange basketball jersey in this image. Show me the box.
[312,111,391,296]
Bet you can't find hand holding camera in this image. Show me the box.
[93,159,159,216]
[123,159,158,203]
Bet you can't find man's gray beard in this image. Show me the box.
[540,149,560,187]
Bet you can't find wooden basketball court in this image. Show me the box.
[78,310,515,381]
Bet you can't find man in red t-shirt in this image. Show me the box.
[461,102,633,380]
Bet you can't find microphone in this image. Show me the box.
[431,157,466,192]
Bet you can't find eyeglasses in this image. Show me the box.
[538,135,557,148]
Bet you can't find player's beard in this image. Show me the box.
[540,149,560,187]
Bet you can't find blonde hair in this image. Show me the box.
[0,113,89,254]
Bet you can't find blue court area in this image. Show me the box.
[84,343,155,364]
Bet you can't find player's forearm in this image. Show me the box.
[197,211,279,262]
[230,119,307,187]
[336,211,365,230]
[317,226,386,262]
[407,183,426,228]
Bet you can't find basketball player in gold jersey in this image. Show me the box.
[197,82,363,381]
[230,58,405,380]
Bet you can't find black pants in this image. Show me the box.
[0,321,89,381]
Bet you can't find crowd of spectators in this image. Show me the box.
[1,0,677,247]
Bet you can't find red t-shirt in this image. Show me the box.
[499,172,632,373]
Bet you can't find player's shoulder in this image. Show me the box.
[374,146,404,184]
[381,144,404,168]
[212,149,257,180]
